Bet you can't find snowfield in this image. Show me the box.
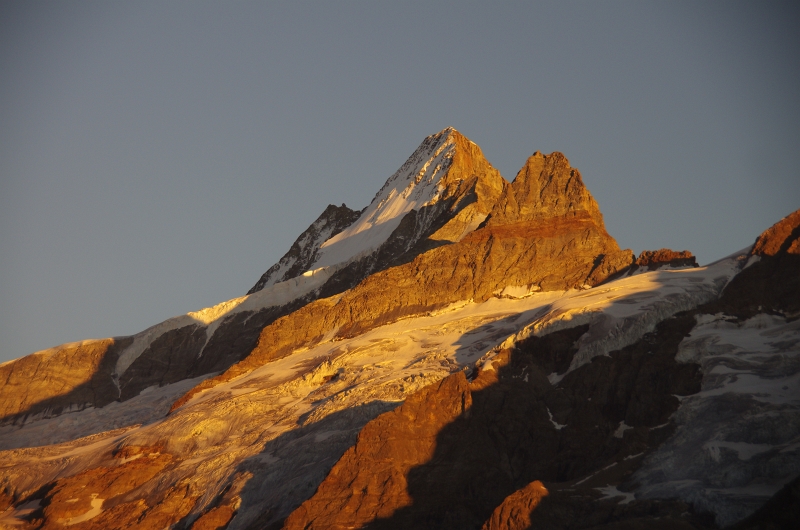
[634,311,800,527]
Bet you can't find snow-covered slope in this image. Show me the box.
[312,128,456,269]
[485,249,748,383]
[247,204,362,294]
[115,266,336,378]
[112,128,473,384]
[634,310,800,527]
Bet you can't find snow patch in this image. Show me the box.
[63,495,103,526]
[613,421,633,439]
[595,485,635,504]
[494,284,541,299]
[547,408,567,430]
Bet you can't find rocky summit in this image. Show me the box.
[0,128,798,530]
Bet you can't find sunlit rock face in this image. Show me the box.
[0,130,797,530]
[0,338,132,424]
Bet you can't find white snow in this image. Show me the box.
[614,421,633,439]
[547,408,567,430]
[0,374,207,450]
[675,312,800,405]
[0,245,766,528]
[595,485,635,504]
[494,284,541,299]
[494,250,747,380]
[257,213,344,290]
[115,266,337,376]
[110,129,464,377]
[311,129,456,269]
[633,309,800,527]
[64,495,103,525]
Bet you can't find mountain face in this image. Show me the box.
[0,128,798,530]
[247,203,363,294]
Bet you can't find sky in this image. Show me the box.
[1,1,799,363]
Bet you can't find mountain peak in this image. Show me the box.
[486,150,606,230]
[311,128,503,269]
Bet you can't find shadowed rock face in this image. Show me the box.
[730,474,800,530]
[704,208,800,320]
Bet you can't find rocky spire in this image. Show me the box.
[487,150,606,229]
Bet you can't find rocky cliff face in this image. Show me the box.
[0,131,796,530]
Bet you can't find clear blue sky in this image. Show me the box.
[1,1,799,363]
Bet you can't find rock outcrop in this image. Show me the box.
[480,481,549,530]
[0,337,131,424]
[634,249,697,270]
[704,208,800,319]
[282,373,473,530]
[751,208,800,257]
